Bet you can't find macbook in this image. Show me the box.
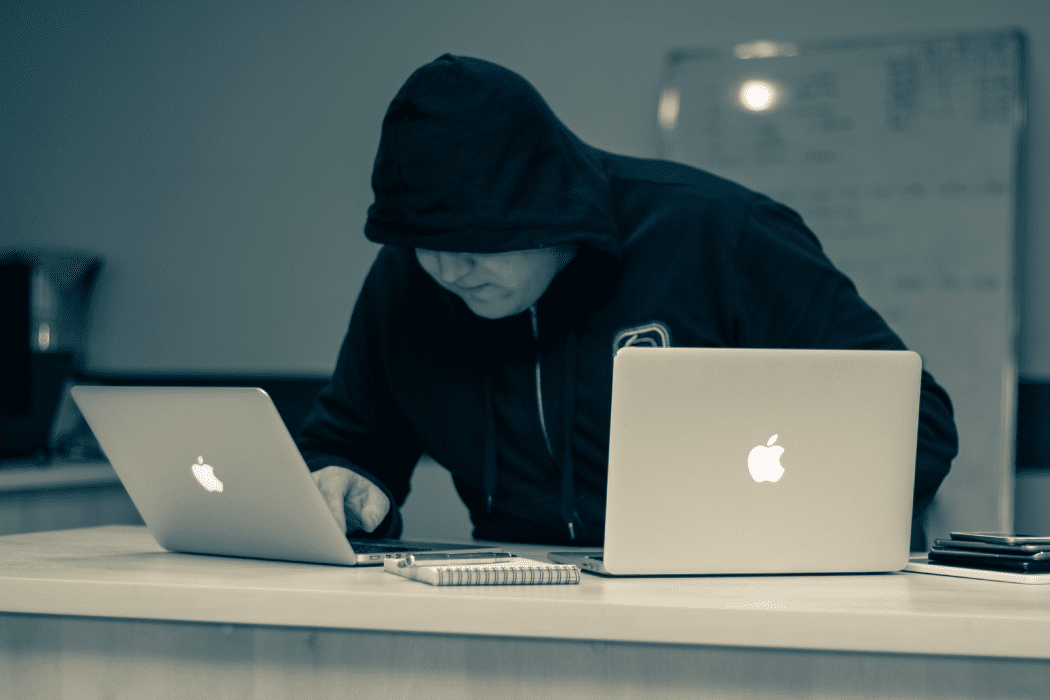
[549,347,921,576]
[70,386,501,566]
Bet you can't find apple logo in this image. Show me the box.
[747,434,785,483]
[191,456,224,492]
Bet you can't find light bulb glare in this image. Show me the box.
[658,87,680,131]
[740,81,776,111]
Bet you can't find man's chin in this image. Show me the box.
[465,298,525,320]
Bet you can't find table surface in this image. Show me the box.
[2,526,1049,660]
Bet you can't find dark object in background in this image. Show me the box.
[0,352,75,460]
[0,250,103,461]
[1017,379,1050,470]
[79,374,331,438]
[0,261,31,417]
[18,250,102,358]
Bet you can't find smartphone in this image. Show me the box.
[930,546,1050,561]
[929,550,1050,573]
[933,538,1050,554]
[949,532,1050,546]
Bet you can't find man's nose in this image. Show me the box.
[437,252,474,283]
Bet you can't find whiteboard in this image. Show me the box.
[656,30,1025,541]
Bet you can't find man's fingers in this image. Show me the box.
[360,485,391,532]
[312,467,348,532]
[313,466,390,534]
[326,488,348,533]
[344,477,391,533]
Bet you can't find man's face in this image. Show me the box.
[415,246,576,319]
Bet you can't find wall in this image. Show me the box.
[1,0,1048,378]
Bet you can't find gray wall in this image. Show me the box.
[2,0,1049,377]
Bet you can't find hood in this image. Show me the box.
[365,54,619,255]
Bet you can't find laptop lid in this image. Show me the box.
[69,386,499,566]
[601,347,921,576]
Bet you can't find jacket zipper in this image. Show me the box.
[530,305,575,541]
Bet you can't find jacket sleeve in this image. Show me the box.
[732,199,959,535]
[296,250,425,538]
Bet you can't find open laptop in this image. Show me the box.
[70,386,502,566]
[548,347,921,576]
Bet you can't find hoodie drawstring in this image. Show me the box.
[530,306,554,457]
[482,370,497,513]
[560,328,579,541]
[534,305,579,541]
[481,308,580,541]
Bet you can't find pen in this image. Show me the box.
[397,552,516,567]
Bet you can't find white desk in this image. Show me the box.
[2,526,1049,698]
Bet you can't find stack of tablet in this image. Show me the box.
[929,533,1050,573]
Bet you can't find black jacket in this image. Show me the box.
[296,55,958,546]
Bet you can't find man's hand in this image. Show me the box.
[311,465,391,534]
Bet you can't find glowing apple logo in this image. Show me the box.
[747,434,785,483]
[191,456,224,492]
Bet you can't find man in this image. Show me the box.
[297,54,958,547]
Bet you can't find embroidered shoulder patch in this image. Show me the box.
[612,322,672,355]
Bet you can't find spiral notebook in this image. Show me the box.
[384,557,580,586]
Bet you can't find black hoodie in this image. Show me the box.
[296,55,958,546]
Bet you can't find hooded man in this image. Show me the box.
[296,54,959,547]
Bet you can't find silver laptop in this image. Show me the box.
[70,386,502,566]
[549,347,921,576]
